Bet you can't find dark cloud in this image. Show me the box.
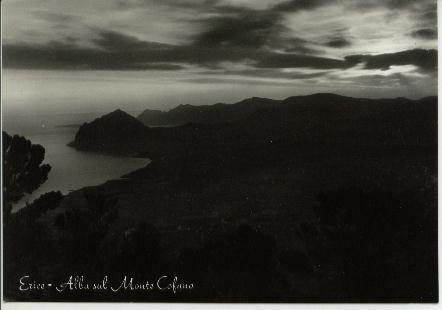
[116,0,220,10]
[272,0,332,12]
[422,10,437,22]
[31,10,81,27]
[2,42,347,71]
[118,0,433,13]
[325,37,351,48]
[2,28,352,71]
[411,28,437,40]
[345,49,437,72]
[270,0,428,13]
[193,11,283,49]
[92,30,170,51]
[2,38,183,71]
[376,0,417,9]
[137,64,184,70]
[184,77,292,86]
[339,73,414,88]
[3,22,436,74]
[255,53,350,70]
[350,0,420,10]
[192,6,321,55]
[201,68,329,80]
[284,44,323,55]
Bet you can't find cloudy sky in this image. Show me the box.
[2,0,438,114]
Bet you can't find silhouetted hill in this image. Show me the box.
[71,94,437,160]
[68,109,148,156]
[137,97,279,126]
[137,93,437,131]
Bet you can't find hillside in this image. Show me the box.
[71,94,437,159]
[137,93,436,129]
[137,96,280,126]
[68,109,149,156]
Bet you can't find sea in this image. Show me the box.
[3,110,150,211]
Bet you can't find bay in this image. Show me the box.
[3,111,150,211]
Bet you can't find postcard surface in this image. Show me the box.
[2,0,438,303]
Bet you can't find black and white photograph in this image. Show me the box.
[1,0,439,304]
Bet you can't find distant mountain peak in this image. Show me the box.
[170,104,196,112]
[104,109,133,118]
[237,96,274,104]
[137,93,430,127]
[285,93,348,101]
[95,109,146,127]
[68,108,148,153]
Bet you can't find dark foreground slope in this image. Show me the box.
[5,94,437,302]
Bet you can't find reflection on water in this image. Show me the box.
[4,112,150,212]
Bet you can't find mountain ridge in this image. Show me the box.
[137,93,436,126]
[69,93,437,160]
